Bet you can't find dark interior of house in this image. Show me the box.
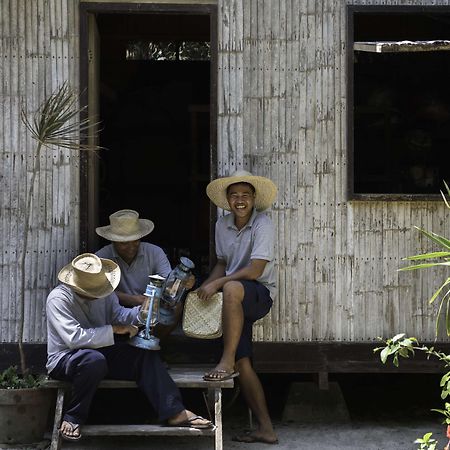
[97,13,212,280]
[353,12,450,195]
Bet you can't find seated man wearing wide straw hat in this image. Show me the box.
[197,170,278,445]
[46,253,212,442]
[96,209,187,330]
[95,209,171,308]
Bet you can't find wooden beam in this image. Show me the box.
[2,341,450,374]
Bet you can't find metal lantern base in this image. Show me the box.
[128,334,160,351]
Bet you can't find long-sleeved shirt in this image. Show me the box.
[46,284,140,373]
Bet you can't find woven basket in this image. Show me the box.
[182,292,223,339]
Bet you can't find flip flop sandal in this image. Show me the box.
[169,415,214,430]
[59,421,82,441]
[203,369,240,381]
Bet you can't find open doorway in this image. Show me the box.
[81,6,216,281]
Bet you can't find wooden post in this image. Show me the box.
[214,388,222,450]
[50,388,65,450]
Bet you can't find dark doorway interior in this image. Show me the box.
[352,11,450,195]
[96,13,211,279]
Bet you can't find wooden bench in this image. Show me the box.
[42,366,234,450]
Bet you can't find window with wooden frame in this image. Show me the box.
[347,7,450,199]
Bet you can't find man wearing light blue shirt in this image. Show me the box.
[95,209,172,307]
[46,253,212,441]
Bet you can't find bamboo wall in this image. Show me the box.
[0,0,80,343]
[1,0,449,344]
[217,0,450,343]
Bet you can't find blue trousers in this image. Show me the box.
[49,342,184,425]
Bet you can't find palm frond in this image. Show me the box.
[414,226,450,252]
[399,262,450,271]
[429,277,450,305]
[21,82,102,152]
[17,82,103,375]
[441,181,450,209]
[403,251,450,261]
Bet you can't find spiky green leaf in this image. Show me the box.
[403,252,450,261]
[414,226,450,251]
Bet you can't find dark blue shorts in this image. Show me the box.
[234,280,273,361]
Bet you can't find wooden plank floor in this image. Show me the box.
[81,424,216,437]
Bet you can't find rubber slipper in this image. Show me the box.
[232,431,279,445]
[59,421,82,441]
[169,415,214,429]
[203,369,239,381]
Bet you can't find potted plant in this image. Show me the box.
[375,181,450,450]
[0,83,100,445]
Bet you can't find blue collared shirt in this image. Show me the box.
[215,209,276,299]
[96,242,171,296]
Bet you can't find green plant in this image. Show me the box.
[0,366,45,390]
[374,334,450,449]
[414,432,438,450]
[375,182,450,449]
[13,82,100,379]
[399,181,450,336]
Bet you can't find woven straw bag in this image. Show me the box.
[182,292,223,339]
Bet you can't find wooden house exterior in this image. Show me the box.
[1,0,450,372]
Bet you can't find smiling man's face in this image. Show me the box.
[226,182,256,223]
[113,239,140,265]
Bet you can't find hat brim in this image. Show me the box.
[58,258,121,298]
[95,219,154,242]
[206,175,277,211]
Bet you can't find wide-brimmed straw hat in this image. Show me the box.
[206,170,277,211]
[58,253,120,299]
[96,209,154,242]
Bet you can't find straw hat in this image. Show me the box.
[206,170,277,211]
[96,209,154,242]
[58,253,120,299]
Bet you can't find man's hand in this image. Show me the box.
[112,324,139,338]
[117,292,147,307]
[183,274,196,290]
[196,281,220,301]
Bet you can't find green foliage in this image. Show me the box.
[375,334,450,427]
[414,432,438,450]
[373,333,418,367]
[440,372,450,400]
[379,183,450,448]
[399,181,450,335]
[0,366,45,390]
[431,403,450,425]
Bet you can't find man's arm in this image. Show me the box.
[196,258,268,300]
[47,299,115,350]
[116,291,147,307]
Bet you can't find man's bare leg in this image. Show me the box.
[234,357,278,443]
[205,281,244,378]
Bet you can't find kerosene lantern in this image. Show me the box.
[129,274,165,350]
[158,257,195,325]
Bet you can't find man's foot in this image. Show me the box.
[232,430,279,445]
[167,410,214,429]
[203,368,239,381]
[59,420,82,441]
[204,362,239,381]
